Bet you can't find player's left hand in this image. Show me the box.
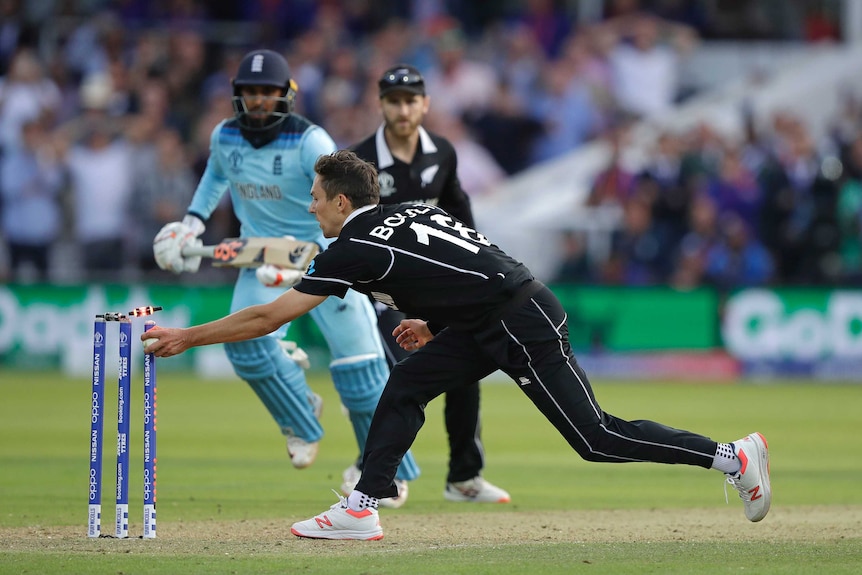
[255,263,304,288]
[393,319,434,351]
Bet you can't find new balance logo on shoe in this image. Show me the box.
[748,485,762,501]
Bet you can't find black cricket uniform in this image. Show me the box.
[351,126,483,484]
[351,126,473,225]
[294,204,719,499]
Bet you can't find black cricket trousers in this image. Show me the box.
[356,283,719,499]
[375,304,484,484]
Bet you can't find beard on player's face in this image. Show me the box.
[381,94,427,138]
[244,99,277,127]
[383,104,424,137]
[238,86,286,128]
[385,114,421,137]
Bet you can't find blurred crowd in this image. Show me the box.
[0,0,849,287]
[551,101,862,290]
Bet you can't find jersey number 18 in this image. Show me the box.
[410,215,490,254]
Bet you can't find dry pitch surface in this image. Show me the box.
[2,506,859,555]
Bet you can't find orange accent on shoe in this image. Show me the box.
[737,447,749,475]
[314,515,333,528]
[346,508,373,519]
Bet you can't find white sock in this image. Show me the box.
[347,490,379,511]
[711,442,741,474]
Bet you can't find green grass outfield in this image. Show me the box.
[1,369,861,574]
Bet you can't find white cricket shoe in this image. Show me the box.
[285,393,323,469]
[726,432,771,522]
[286,436,318,469]
[444,476,511,503]
[341,464,408,509]
[291,494,383,540]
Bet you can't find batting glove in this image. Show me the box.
[255,263,304,287]
[153,215,205,273]
[279,340,311,369]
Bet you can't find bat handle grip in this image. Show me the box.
[181,245,214,258]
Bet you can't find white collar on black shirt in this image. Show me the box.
[343,204,377,229]
[374,124,438,169]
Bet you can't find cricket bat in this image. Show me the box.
[182,237,319,270]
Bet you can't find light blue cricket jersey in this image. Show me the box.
[187,115,337,245]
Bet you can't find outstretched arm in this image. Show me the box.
[141,289,327,357]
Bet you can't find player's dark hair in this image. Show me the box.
[314,150,380,207]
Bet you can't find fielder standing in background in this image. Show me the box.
[348,64,509,504]
[150,49,419,506]
[144,150,771,541]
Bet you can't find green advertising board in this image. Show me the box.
[722,288,862,361]
[0,283,332,375]
[550,285,718,351]
[8,283,861,377]
[0,284,222,371]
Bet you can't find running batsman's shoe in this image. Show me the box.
[341,464,409,509]
[341,464,362,496]
[726,432,771,522]
[444,476,511,503]
[285,393,323,469]
[379,479,408,509]
[291,494,383,540]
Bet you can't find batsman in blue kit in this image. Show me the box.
[152,49,419,506]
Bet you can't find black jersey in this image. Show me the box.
[294,203,534,331]
[351,126,475,227]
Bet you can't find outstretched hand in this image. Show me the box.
[141,326,190,358]
[392,319,434,351]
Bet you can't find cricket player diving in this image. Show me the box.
[151,48,419,506]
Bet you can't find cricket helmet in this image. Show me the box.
[231,49,297,144]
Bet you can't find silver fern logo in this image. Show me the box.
[420,165,439,187]
[378,171,396,197]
